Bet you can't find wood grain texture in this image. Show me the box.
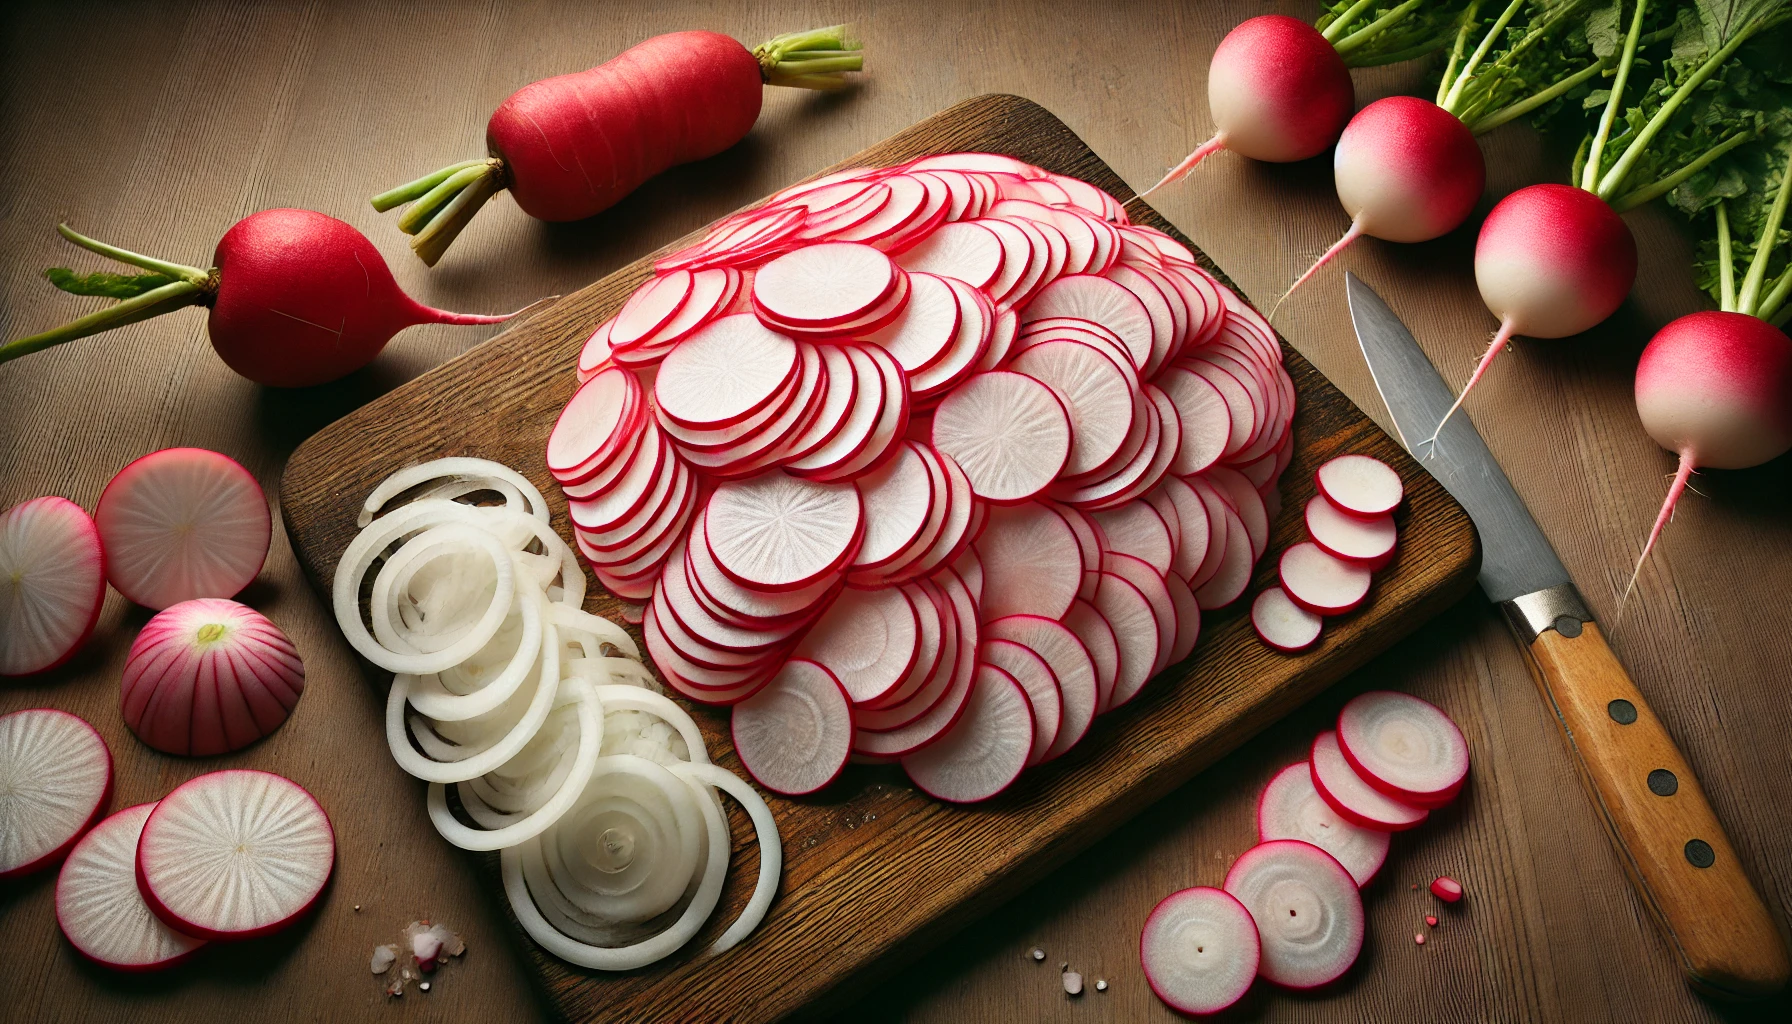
[3,2,1790,1022]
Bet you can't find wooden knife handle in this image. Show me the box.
[1523,620,1789,998]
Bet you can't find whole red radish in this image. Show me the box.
[373,27,864,265]
[0,210,516,387]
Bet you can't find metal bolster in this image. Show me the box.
[1501,583,1593,644]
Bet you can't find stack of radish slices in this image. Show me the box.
[552,152,1297,803]
[1142,691,1468,1012]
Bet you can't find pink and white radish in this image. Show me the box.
[1257,762,1389,887]
[95,448,271,610]
[900,664,1033,803]
[730,658,852,796]
[704,471,862,591]
[1224,839,1365,990]
[1304,495,1395,566]
[0,708,113,878]
[931,372,1071,504]
[120,598,306,756]
[1140,886,1261,1015]
[56,803,207,971]
[1309,729,1427,831]
[1251,586,1324,653]
[0,496,106,677]
[1336,690,1468,808]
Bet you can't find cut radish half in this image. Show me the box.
[0,708,113,878]
[704,472,862,592]
[1431,876,1464,902]
[932,372,1071,504]
[1279,543,1371,616]
[121,597,306,756]
[984,614,1095,762]
[753,242,897,325]
[1336,691,1469,808]
[796,587,919,704]
[974,502,1082,621]
[1224,839,1365,990]
[95,448,271,610]
[1023,275,1153,370]
[1251,587,1323,653]
[979,639,1061,768]
[56,803,207,971]
[1315,455,1402,519]
[1309,731,1427,832]
[1256,763,1389,887]
[1,496,107,677]
[1140,886,1260,1016]
[900,664,1032,803]
[1304,496,1396,565]
[731,659,852,796]
[654,315,797,428]
[136,769,335,940]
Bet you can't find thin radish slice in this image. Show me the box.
[1279,542,1371,616]
[1206,466,1268,562]
[1252,587,1323,653]
[974,502,1082,621]
[1063,598,1121,714]
[1022,275,1153,370]
[1160,368,1231,476]
[610,270,693,347]
[655,315,797,429]
[0,708,113,878]
[865,273,961,374]
[900,665,1032,803]
[1257,763,1389,887]
[806,345,910,483]
[704,472,862,592]
[1157,477,1211,583]
[1309,730,1427,832]
[1009,339,1134,476]
[1304,496,1396,564]
[753,242,897,325]
[1044,500,1103,602]
[796,587,920,705]
[908,279,994,400]
[1092,570,1159,708]
[1315,455,1403,519]
[931,371,1071,504]
[1090,502,1173,576]
[730,659,852,796]
[0,496,106,677]
[1193,505,1251,610]
[1336,691,1469,808]
[1102,553,1175,675]
[549,367,642,481]
[897,221,1003,288]
[859,582,944,712]
[984,614,1095,762]
[851,443,935,569]
[781,344,861,464]
[1224,839,1365,990]
[56,803,206,972]
[136,769,335,940]
[1140,886,1261,1016]
[121,598,305,756]
[95,448,270,610]
[1162,570,1202,665]
[980,639,1061,768]
[853,572,976,751]
[577,318,616,381]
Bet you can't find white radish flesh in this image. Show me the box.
[1279,542,1371,616]
[121,597,305,756]
[1304,495,1396,564]
[974,502,1083,621]
[654,315,797,428]
[1023,276,1153,371]
[900,665,1033,803]
[0,496,106,677]
[1009,339,1134,476]
[1336,690,1469,808]
[1092,570,1159,708]
[1314,455,1402,518]
[931,372,1071,504]
[984,614,1096,762]
[56,803,206,971]
[730,659,852,796]
[795,587,918,705]
[95,447,270,610]
[753,242,898,325]
[1251,587,1323,653]
[1309,730,1427,832]
[1223,839,1364,990]
[1256,762,1389,887]
[852,442,935,569]
[0,708,113,878]
[1140,886,1261,1016]
[704,472,862,591]
[979,639,1061,768]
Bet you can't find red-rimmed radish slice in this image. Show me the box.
[1102,553,1175,675]
[908,279,993,401]
[807,345,911,482]
[1224,839,1365,990]
[1191,488,1251,609]
[704,472,862,592]
[1181,360,1256,462]
[1106,265,1176,373]
[853,572,976,751]
[1156,478,1210,583]
[1315,455,1402,518]
[832,173,931,245]
[1092,570,1159,709]
[685,509,837,625]
[96,448,270,610]
[974,502,1082,621]
[984,614,1095,762]
[898,220,1004,288]
[1140,886,1260,1016]
[1257,763,1389,887]
[931,372,1070,504]
[1043,499,1102,601]
[1309,730,1427,832]
[577,318,616,381]
[568,427,672,533]
[1251,587,1323,653]
[1279,542,1371,616]
[549,366,642,481]
[1159,368,1230,476]
[900,664,1032,803]
[865,271,961,375]
[1064,597,1121,713]
[561,406,654,500]
[610,270,694,347]
[787,345,885,476]
[1163,570,1202,664]
[753,242,897,325]
[731,659,852,796]
[1336,691,1469,808]
[851,442,935,569]
[858,582,945,712]
[979,638,1061,768]
[1206,466,1268,562]
[894,448,976,580]
[121,598,305,756]
[973,307,1019,372]
[781,344,861,464]
[1431,876,1464,902]
[1,497,106,677]
[0,708,113,878]
[1090,501,1173,576]
[655,315,797,429]
[796,587,920,705]
[978,218,1038,305]
[634,266,736,350]
[1009,339,1133,477]
[56,802,206,972]
[136,769,334,940]
[1304,496,1396,566]
[1022,275,1153,370]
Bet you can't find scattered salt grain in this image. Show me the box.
[1063,971,1084,996]
[419,982,431,992]
[1030,947,1045,962]
[1095,979,1108,993]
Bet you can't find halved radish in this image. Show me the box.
[1251,587,1323,653]
[731,658,852,796]
[900,664,1032,803]
[1304,495,1396,565]
[931,372,1071,504]
[1,496,107,677]
[654,315,798,429]
[984,614,1095,762]
[1224,839,1364,990]
[1309,730,1427,832]
[56,803,207,971]
[1336,690,1469,808]
[1256,762,1389,887]
[120,597,306,756]
[979,639,1061,768]
[0,708,113,878]
[753,242,898,326]
[974,502,1082,621]
[1315,455,1402,519]
[95,448,271,610]
[795,587,919,705]
[704,471,862,592]
[1279,542,1371,616]
[1140,886,1260,1016]
[136,769,334,941]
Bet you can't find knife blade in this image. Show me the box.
[1345,272,1788,1000]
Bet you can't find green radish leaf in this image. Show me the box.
[1587,0,1624,57]
[44,267,179,298]
[1692,0,1791,51]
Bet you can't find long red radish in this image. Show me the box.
[1223,839,1364,990]
[0,708,113,879]
[0,211,517,385]
[136,769,334,941]
[56,803,207,972]
[730,659,852,796]
[1309,730,1426,831]
[1336,690,1468,808]
[95,448,270,610]
[900,664,1033,803]
[1256,762,1389,887]
[372,28,863,264]
[1251,586,1323,654]
[1140,886,1260,1016]
[121,598,306,756]
[930,372,1071,503]
[0,496,106,677]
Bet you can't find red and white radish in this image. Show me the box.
[1314,454,1402,518]
[0,496,106,677]
[979,639,1062,768]
[56,803,207,972]
[1279,542,1371,616]
[120,598,306,756]
[1251,587,1323,653]
[731,659,852,796]
[1336,690,1468,808]
[900,664,1033,803]
[1256,762,1388,887]
[1431,875,1464,902]
[0,708,113,879]
[1223,839,1364,989]
[931,372,1071,503]
[974,502,1083,621]
[1309,730,1427,832]
[983,614,1096,762]
[1140,886,1261,1016]
[95,448,270,610]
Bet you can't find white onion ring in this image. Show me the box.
[672,761,782,955]
[358,457,549,527]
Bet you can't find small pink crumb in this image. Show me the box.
[1426,915,1438,927]
[1411,883,1419,890]
[1430,876,1464,902]
[1415,933,1426,945]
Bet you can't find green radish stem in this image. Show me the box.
[1579,0,1648,192]
[1609,130,1755,213]
[369,159,490,213]
[1440,0,1526,112]
[1332,0,1425,56]
[1717,201,1737,311]
[1736,144,1792,317]
[1321,0,1379,41]
[1435,0,1482,105]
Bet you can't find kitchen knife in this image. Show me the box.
[1345,272,1789,999]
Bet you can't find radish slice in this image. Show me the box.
[1093,570,1159,708]
[1140,886,1260,1016]
[1309,730,1427,832]
[56,803,206,971]
[1279,542,1371,616]
[900,665,1033,803]
[974,502,1082,621]
[1336,691,1469,808]
[753,242,897,325]
[795,587,919,704]
[1090,502,1173,577]
[1304,495,1396,564]
[731,659,852,796]
[1224,839,1365,990]
[979,638,1061,768]
[984,614,1096,761]
[654,315,797,428]
[0,496,107,677]
[1256,763,1389,887]
[931,372,1071,504]
[0,708,113,878]
[1023,275,1153,370]
[852,442,935,569]
[898,221,1003,288]
[704,472,862,592]
[1251,587,1323,653]
[864,272,960,374]
[1010,339,1134,476]
[548,367,641,479]
[95,448,270,610]
[136,769,335,940]
[1315,455,1402,519]
[1063,598,1121,714]
[121,598,305,756]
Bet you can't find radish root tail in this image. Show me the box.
[1272,221,1364,321]
[1419,318,1516,457]
[1138,133,1227,199]
[1615,450,1695,628]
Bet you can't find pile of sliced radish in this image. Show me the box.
[335,457,781,970]
[557,152,1296,803]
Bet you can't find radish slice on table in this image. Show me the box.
[0,708,113,878]
[95,448,271,610]
[1224,839,1365,990]
[0,496,107,677]
[1309,730,1427,832]
[704,471,862,592]
[654,315,797,428]
[1140,886,1261,1016]
[1314,454,1402,519]
[121,598,305,756]
[931,371,1071,504]
[1251,587,1323,653]
[1336,690,1469,808]
[56,803,207,971]
[1256,762,1389,887]
[900,665,1033,803]
[1279,543,1371,616]
[731,659,851,796]
[136,769,334,940]
[1304,495,1396,565]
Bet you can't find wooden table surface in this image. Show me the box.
[1,2,1787,1021]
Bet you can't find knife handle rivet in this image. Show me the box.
[1685,839,1716,869]
[1647,769,1678,797]
[1553,615,1582,638]
[1607,699,1638,725]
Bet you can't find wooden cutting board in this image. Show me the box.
[280,94,1478,1023]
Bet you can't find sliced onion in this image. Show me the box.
[672,761,782,955]
[358,458,549,528]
